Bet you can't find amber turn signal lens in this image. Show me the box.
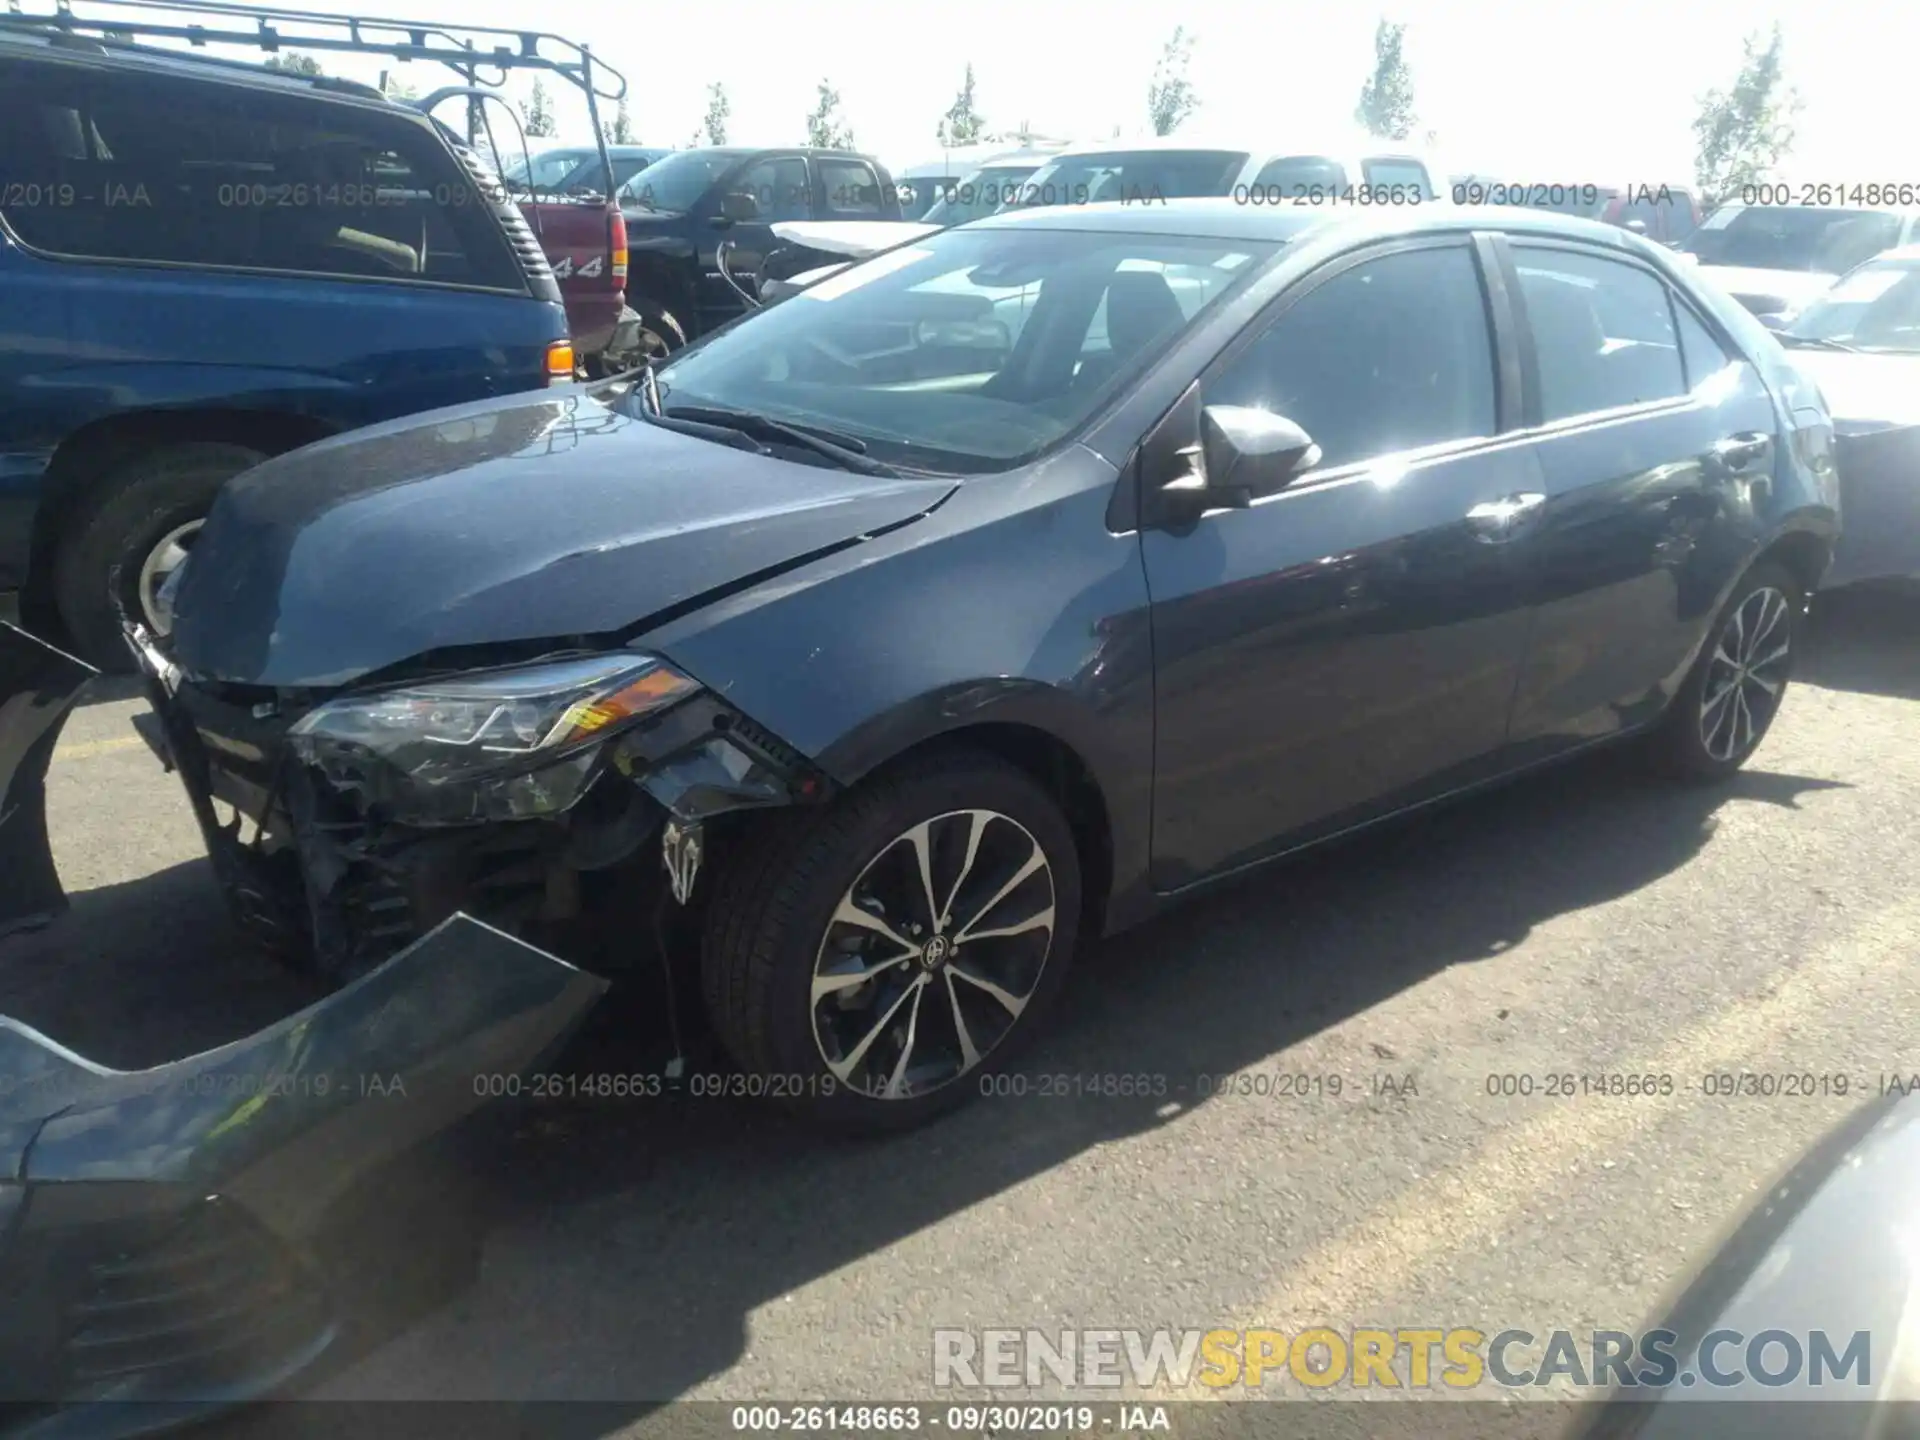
[546,340,576,383]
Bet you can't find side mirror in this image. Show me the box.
[717,191,760,226]
[1755,312,1788,332]
[1624,218,1649,235]
[1167,405,1319,509]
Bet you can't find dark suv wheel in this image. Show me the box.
[701,750,1082,1133]
[50,442,267,671]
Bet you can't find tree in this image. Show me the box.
[379,72,417,102]
[602,99,635,145]
[1692,24,1802,204]
[520,78,557,139]
[262,52,324,76]
[1354,19,1418,140]
[1146,27,1199,136]
[936,63,985,148]
[805,80,854,149]
[696,83,730,146]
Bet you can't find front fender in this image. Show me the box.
[642,457,1160,929]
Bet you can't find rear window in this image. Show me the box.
[0,58,524,289]
[1002,150,1248,209]
[922,165,1043,226]
[1681,205,1907,274]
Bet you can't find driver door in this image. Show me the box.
[1141,237,1542,889]
[697,153,813,330]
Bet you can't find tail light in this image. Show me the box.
[546,339,576,384]
[608,206,628,286]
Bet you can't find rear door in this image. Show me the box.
[696,152,812,330]
[1142,235,1542,888]
[1495,237,1780,757]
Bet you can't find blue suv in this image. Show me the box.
[0,24,573,669]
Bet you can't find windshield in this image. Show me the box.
[1784,258,1920,352]
[1681,205,1906,274]
[619,149,745,212]
[922,165,1045,226]
[1001,150,1249,209]
[505,148,594,191]
[650,226,1276,472]
[554,150,669,196]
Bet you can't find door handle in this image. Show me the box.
[1708,431,1773,476]
[1465,492,1545,543]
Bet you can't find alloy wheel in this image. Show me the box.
[810,808,1057,1100]
[1698,585,1792,763]
[136,519,203,636]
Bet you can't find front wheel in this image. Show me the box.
[701,751,1082,1134]
[1650,561,1802,780]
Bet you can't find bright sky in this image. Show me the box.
[90,0,1915,185]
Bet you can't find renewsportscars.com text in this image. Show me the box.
[931,1327,1872,1391]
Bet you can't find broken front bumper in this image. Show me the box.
[120,623,831,979]
[0,622,610,1434]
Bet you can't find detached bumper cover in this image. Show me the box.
[0,623,610,1433]
[0,913,608,1432]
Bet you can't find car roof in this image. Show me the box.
[1869,244,1920,262]
[1039,134,1433,161]
[963,195,1674,249]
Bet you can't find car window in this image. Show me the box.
[652,228,1278,472]
[1360,157,1434,197]
[0,59,521,288]
[819,159,884,218]
[1512,247,1685,421]
[1679,205,1906,274]
[735,156,812,223]
[1079,254,1258,364]
[1786,259,1920,353]
[1670,297,1736,387]
[1252,155,1348,194]
[1665,192,1700,243]
[922,165,1042,226]
[619,149,744,212]
[1003,150,1248,209]
[1205,244,1497,471]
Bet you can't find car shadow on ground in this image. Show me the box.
[3,594,1903,1436]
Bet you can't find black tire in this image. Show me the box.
[1649,560,1803,781]
[701,749,1083,1135]
[50,442,267,672]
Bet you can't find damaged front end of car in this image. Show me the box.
[123,622,836,984]
[0,621,612,1433]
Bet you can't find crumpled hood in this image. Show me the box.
[1693,263,1838,316]
[169,388,955,689]
[1780,348,1920,432]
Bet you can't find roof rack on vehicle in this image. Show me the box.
[0,0,625,98]
[0,0,628,193]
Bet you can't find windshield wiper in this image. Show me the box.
[662,404,899,475]
[1777,334,1862,352]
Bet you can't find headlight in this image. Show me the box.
[288,653,702,825]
